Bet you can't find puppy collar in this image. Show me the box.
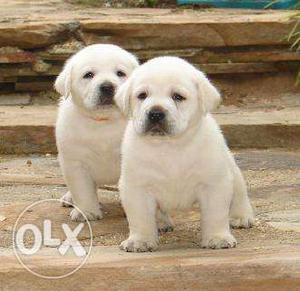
[88,115,110,122]
[80,110,110,122]
[76,107,110,122]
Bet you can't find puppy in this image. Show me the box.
[55,44,139,221]
[115,56,254,252]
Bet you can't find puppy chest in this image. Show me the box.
[128,158,199,209]
[145,178,198,210]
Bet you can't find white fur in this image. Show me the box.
[55,44,138,221]
[116,57,254,252]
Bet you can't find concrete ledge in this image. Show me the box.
[0,5,299,95]
[0,105,299,154]
[0,246,299,289]
[0,9,295,49]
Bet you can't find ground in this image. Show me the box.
[0,150,299,288]
[0,150,299,249]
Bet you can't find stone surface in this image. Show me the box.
[0,47,36,64]
[0,22,80,49]
[0,150,299,288]
[0,105,299,154]
[0,150,299,248]
[0,246,299,290]
[0,5,295,50]
[265,210,300,233]
[0,1,299,95]
[0,94,31,106]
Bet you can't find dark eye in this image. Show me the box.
[116,70,126,78]
[83,71,94,79]
[137,92,147,100]
[172,93,186,102]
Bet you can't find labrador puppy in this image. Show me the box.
[55,44,139,221]
[115,56,254,252]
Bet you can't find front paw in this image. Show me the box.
[120,237,158,252]
[202,233,237,249]
[158,225,174,234]
[70,208,103,222]
[230,214,254,229]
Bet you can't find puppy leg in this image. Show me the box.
[120,187,158,252]
[62,161,102,222]
[199,178,237,249]
[156,209,174,233]
[229,164,254,229]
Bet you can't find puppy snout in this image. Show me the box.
[100,82,115,97]
[148,107,166,123]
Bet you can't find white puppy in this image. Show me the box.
[115,56,254,252]
[55,44,138,221]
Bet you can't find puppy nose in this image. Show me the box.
[100,82,115,97]
[148,107,166,123]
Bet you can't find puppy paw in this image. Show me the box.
[158,225,174,234]
[70,208,103,222]
[60,192,73,207]
[202,233,237,249]
[157,210,174,234]
[120,238,158,252]
[230,215,254,229]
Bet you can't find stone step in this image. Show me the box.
[0,105,299,154]
[0,150,299,288]
[0,8,296,49]
[0,246,298,289]
[2,70,299,107]
[0,6,299,94]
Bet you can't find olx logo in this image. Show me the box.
[13,199,93,279]
[15,220,86,257]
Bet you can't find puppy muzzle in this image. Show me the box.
[97,82,115,105]
[144,107,170,136]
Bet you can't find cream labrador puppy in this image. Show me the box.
[115,56,254,252]
[55,44,139,221]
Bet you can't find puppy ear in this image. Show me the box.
[54,59,73,98]
[196,71,221,113]
[129,54,139,69]
[114,78,132,117]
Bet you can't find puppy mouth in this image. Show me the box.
[144,123,169,136]
[96,94,115,107]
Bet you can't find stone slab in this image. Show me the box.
[0,105,299,153]
[0,246,299,290]
[0,150,299,288]
[0,94,31,106]
[0,4,296,49]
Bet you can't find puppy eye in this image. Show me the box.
[137,92,147,100]
[83,72,94,79]
[116,70,126,78]
[172,93,186,102]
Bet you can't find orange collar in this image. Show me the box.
[78,108,111,122]
[89,116,110,122]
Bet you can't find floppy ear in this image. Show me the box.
[54,59,73,98]
[114,78,132,117]
[196,71,221,113]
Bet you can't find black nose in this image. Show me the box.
[100,82,115,97]
[148,107,166,123]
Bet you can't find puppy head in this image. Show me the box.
[54,44,138,111]
[115,56,220,137]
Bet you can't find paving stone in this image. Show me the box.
[0,149,299,288]
[0,94,31,106]
[0,105,299,154]
[265,210,300,233]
